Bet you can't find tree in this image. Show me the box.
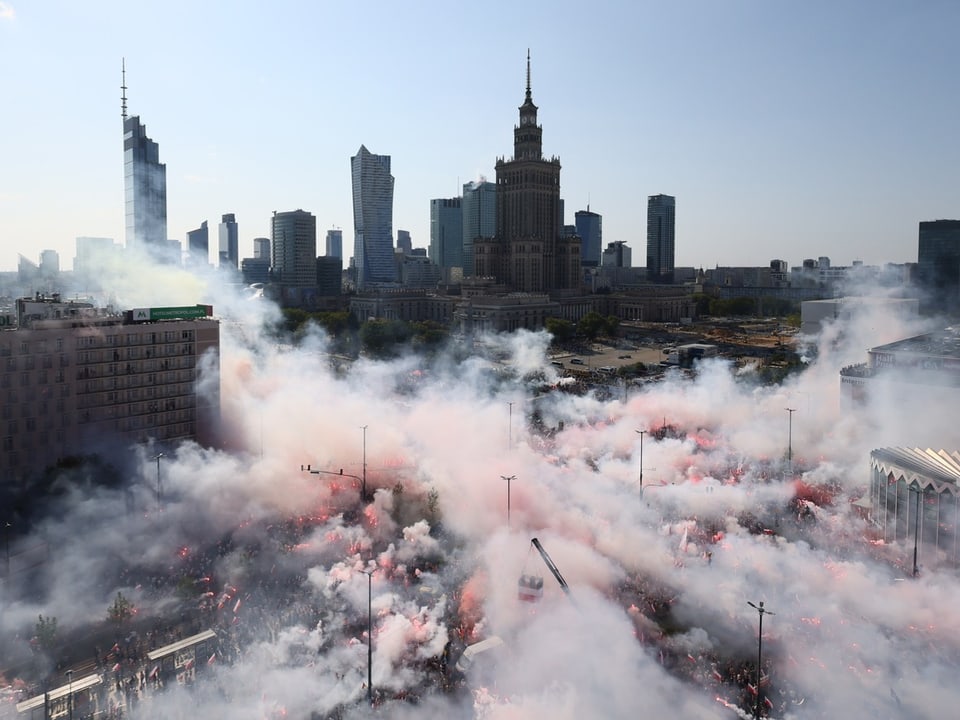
[577,312,607,340]
[34,614,58,653]
[108,591,134,625]
[544,317,575,344]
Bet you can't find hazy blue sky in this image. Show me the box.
[1,0,957,272]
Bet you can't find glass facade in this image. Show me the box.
[123,116,168,255]
[351,145,397,289]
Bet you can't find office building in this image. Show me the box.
[462,180,496,278]
[351,145,397,289]
[316,256,342,296]
[918,220,960,315]
[397,230,412,254]
[218,213,239,269]
[575,208,602,267]
[474,53,581,292]
[601,241,632,268]
[271,210,317,287]
[325,229,343,259]
[429,198,463,278]
[241,258,270,286]
[253,237,270,260]
[647,194,676,283]
[186,221,209,266]
[122,65,168,258]
[0,295,220,483]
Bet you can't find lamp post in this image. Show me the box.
[365,570,373,705]
[909,485,922,577]
[747,600,774,719]
[785,408,796,474]
[301,465,365,501]
[361,425,368,501]
[635,429,646,494]
[66,669,73,720]
[501,475,516,528]
[152,452,164,509]
[508,402,513,450]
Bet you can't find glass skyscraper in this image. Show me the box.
[351,145,396,289]
[123,115,168,257]
[575,208,602,267]
[461,180,496,277]
[646,194,676,283]
[218,213,239,269]
[429,197,463,273]
[272,209,317,287]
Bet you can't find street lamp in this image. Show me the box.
[501,475,516,528]
[361,425,368,501]
[301,465,365,502]
[66,669,73,720]
[785,408,796,474]
[747,600,774,720]
[365,570,374,705]
[909,485,922,577]
[508,402,513,450]
[635,429,646,494]
[152,452,164,509]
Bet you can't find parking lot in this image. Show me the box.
[551,342,667,371]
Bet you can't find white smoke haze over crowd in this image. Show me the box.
[2,258,959,719]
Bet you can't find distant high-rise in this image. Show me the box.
[187,221,209,266]
[316,256,342,296]
[218,213,239,269]
[351,145,397,289]
[475,52,581,291]
[646,194,676,283]
[271,210,317,287]
[918,219,960,314]
[429,198,463,276]
[575,208,602,267]
[325,229,343,259]
[122,62,168,257]
[253,237,270,260]
[462,180,496,277]
[397,229,412,254]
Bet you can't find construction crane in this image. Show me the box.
[518,537,571,602]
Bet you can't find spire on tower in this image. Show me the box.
[121,58,128,120]
[525,48,532,102]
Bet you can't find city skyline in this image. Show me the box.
[1,1,958,272]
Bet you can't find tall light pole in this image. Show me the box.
[785,408,796,475]
[360,425,368,501]
[635,429,646,494]
[501,475,516,528]
[909,485,922,577]
[508,402,513,450]
[365,570,373,704]
[66,669,73,720]
[747,600,774,720]
[152,452,164,509]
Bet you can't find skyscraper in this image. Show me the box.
[475,52,580,292]
[429,197,463,277]
[575,208,602,267]
[461,180,496,277]
[271,209,317,287]
[351,145,397,289]
[646,194,676,283]
[218,213,239,269]
[122,62,168,257]
[396,229,412,254]
[325,229,343,259]
[187,221,209,266]
[918,219,960,314]
[253,237,270,260]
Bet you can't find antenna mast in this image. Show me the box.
[121,58,128,120]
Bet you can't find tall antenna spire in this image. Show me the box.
[121,58,128,120]
[525,48,532,102]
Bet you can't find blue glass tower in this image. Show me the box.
[351,145,397,289]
